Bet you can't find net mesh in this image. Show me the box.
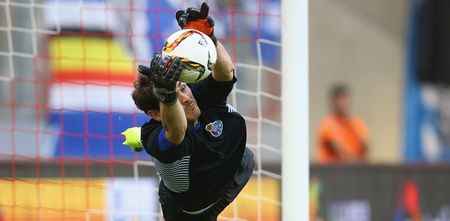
[0,0,281,220]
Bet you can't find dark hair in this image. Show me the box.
[132,74,160,113]
[330,84,349,100]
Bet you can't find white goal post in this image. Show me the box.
[282,0,309,220]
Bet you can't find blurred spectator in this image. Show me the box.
[317,84,369,163]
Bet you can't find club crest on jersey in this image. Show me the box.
[205,120,223,137]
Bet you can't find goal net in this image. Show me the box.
[0,0,282,220]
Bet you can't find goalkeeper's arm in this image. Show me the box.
[142,55,187,146]
[160,97,186,145]
[176,2,234,82]
[212,41,234,82]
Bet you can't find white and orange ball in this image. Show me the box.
[162,29,217,83]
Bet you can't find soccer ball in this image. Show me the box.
[162,29,217,83]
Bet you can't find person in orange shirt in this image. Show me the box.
[317,84,370,163]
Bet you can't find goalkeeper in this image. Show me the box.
[123,3,254,221]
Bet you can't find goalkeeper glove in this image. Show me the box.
[138,54,182,106]
[176,2,217,46]
[121,127,143,152]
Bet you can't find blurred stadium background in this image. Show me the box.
[1,0,450,220]
[310,0,450,220]
[0,0,281,220]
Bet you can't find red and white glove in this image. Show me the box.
[175,2,217,46]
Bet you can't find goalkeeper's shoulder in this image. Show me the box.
[121,119,161,153]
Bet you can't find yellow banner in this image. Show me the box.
[0,178,105,221]
[0,177,280,221]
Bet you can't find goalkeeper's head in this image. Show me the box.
[132,74,201,124]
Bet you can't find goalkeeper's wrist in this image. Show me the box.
[182,21,217,46]
[156,91,178,106]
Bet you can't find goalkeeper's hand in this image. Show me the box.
[121,127,143,152]
[176,2,217,46]
[138,54,182,106]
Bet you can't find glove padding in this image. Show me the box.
[176,2,217,45]
[138,54,182,105]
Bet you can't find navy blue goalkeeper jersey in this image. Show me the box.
[140,74,251,211]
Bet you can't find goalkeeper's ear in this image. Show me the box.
[147,110,161,121]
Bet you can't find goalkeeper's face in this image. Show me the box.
[177,82,201,122]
